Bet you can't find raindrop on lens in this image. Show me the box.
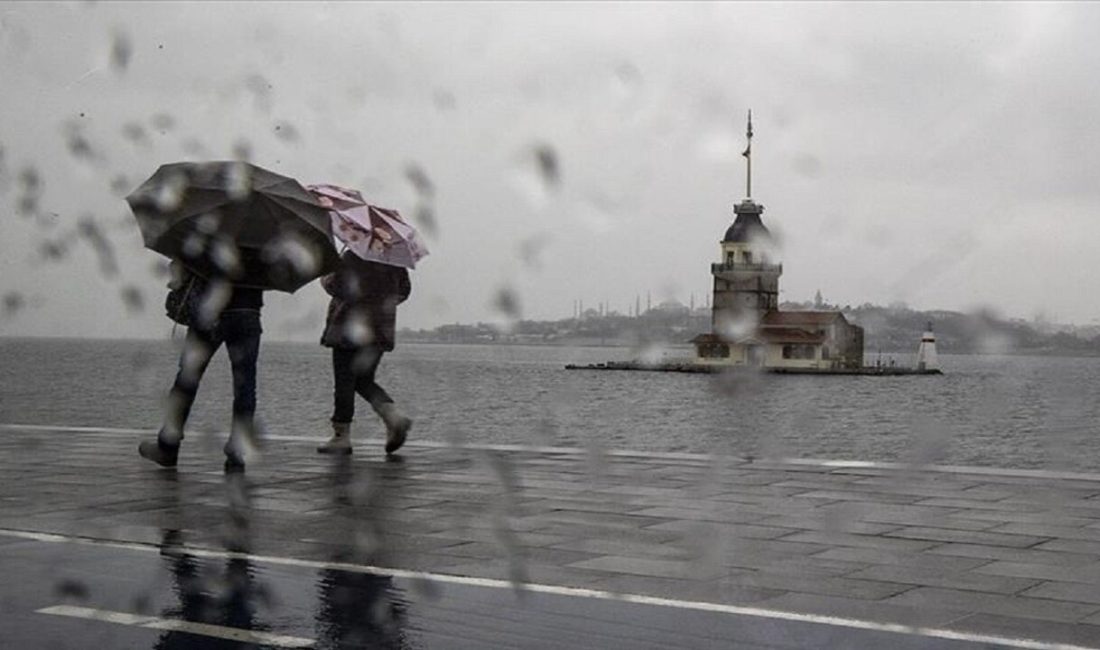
[154,172,187,211]
[225,163,251,201]
[109,29,132,72]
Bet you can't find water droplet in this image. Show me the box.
[404,164,434,199]
[262,233,322,283]
[244,74,273,112]
[109,29,132,72]
[224,162,251,201]
[209,239,240,275]
[411,204,438,238]
[232,139,252,162]
[409,576,442,601]
[39,240,68,261]
[121,122,148,147]
[63,122,99,162]
[54,579,90,601]
[273,121,299,142]
[517,234,550,270]
[432,89,456,111]
[121,286,144,313]
[533,143,560,189]
[491,286,522,320]
[2,292,26,317]
[196,281,231,329]
[109,175,130,196]
[154,172,188,211]
[77,216,118,277]
[150,112,175,131]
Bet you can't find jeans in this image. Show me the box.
[162,309,262,443]
[331,345,393,424]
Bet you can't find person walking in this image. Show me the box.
[139,260,265,471]
[316,250,412,455]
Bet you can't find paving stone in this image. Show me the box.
[835,503,963,527]
[812,546,993,572]
[752,514,900,536]
[548,537,690,560]
[642,519,794,540]
[973,560,1100,584]
[1022,581,1100,605]
[882,526,1050,548]
[990,521,1100,542]
[844,564,1041,595]
[926,542,1100,566]
[11,426,1100,647]
[1034,538,1100,555]
[883,587,1100,623]
[792,489,925,505]
[776,530,938,553]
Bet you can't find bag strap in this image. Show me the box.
[170,276,196,340]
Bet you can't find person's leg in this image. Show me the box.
[318,347,356,454]
[223,310,262,469]
[140,327,219,467]
[352,346,410,454]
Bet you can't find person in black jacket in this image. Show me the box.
[139,259,265,471]
[317,251,412,455]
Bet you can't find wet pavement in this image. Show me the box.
[3,424,1100,649]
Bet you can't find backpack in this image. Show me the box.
[164,275,198,326]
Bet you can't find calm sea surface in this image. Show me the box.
[2,337,1098,471]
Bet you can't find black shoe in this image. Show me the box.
[139,440,179,468]
[223,441,246,472]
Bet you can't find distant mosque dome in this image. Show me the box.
[722,199,773,243]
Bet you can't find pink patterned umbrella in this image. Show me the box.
[306,184,429,269]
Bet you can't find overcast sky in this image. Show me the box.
[2,1,1099,340]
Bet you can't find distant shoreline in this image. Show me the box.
[2,335,1098,358]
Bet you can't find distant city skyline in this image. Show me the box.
[3,2,1100,341]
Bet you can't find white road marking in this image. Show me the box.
[4,422,1100,482]
[5,528,1097,650]
[36,605,314,648]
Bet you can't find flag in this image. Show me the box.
[742,144,751,158]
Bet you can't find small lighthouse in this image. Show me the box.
[916,322,939,371]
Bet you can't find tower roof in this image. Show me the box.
[722,199,772,243]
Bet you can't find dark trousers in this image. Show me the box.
[163,310,262,440]
[331,345,392,424]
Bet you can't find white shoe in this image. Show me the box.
[317,421,352,455]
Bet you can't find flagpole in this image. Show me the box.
[745,109,753,199]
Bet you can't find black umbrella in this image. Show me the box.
[126,161,340,292]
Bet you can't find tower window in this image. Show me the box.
[743,251,753,264]
[726,252,734,265]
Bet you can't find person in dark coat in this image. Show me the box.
[139,257,265,471]
[317,250,412,455]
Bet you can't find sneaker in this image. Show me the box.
[139,439,179,468]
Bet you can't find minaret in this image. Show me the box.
[916,321,939,371]
[710,110,782,332]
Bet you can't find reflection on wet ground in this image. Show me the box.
[3,425,1100,649]
[5,534,1029,649]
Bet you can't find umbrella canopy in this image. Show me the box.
[307,183,428,270]
[126,161,341,292]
